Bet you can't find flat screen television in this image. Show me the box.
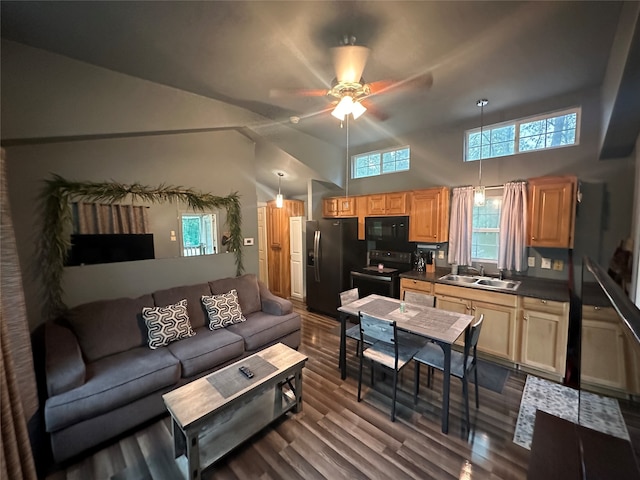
[66,234,155,266]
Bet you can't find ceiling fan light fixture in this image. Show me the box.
[351,100,367,119]
[331,95,353,120]
[330,45,371,84]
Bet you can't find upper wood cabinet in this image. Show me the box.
[322,197,356,218]
[366,192,409,216]
[409,187,450,243]
[528,176,577,248]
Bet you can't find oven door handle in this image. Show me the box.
[350,271,393,282]
[313,230,320,282]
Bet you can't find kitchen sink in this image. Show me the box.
[438,274,521,291]
[439,274,478,284]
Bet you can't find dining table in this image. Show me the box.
[337,294,475,434]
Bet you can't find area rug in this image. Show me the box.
[513,375,630,450]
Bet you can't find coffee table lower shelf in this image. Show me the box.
[163,343,307,480]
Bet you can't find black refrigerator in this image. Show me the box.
[306,218,365,318]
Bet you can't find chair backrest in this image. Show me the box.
[358,311,396,345]
[340,288,359,306]
[463,314,484,369]
[403,290,435,308]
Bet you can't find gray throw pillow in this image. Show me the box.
[142,299,196,349]
[201,289,246,330]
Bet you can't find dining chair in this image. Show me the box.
[403,290,436,308]
[412,314,484,430]
[340,288,370,356]
[357,311,421,422]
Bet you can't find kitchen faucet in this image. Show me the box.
[464,265,484,276]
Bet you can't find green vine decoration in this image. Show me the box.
[40,174,243,319]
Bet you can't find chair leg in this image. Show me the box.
[357,352,363,402]
[474,367,480,409]
[356,340,360,357]
[391,369,398,422]
[462,377,470,432]
[413,362,420,405]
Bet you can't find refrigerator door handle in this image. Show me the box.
[313,230,320,282]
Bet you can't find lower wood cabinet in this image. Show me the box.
[520,297,569,379]
[581,305,633,393]
[434,284,519,360]
[399,278,433,300]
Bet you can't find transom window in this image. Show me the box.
[471,190,502,263]
[465,107,580,161]
[352,146,410,179]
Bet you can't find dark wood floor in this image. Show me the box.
[45,301,640,480]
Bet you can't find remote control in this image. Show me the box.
[239,366,254,378]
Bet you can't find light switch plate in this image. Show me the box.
[553,260,564,271]
[541,258,551,269]
[528,256,536,267]
[438,250,445,259]
[243,238,254,246]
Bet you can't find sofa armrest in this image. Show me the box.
[258,281,293,316]
[45,321,86,397]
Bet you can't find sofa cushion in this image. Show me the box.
[45,347,180,432]
[142,299,196,349]
[226,311,301,351]
[202,290,246,329]
[66,294,152,362]
[209,274,261,315]
[167,326,245,377]
[152,283,212,329]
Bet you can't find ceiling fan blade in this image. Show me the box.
[367,72,433,96]
[330,45,371,84]
[269,88,329,98]
[361,100,389,122]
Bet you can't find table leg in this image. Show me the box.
[441,343,452,434]
[339,312,347,380]
[186,432,201,480]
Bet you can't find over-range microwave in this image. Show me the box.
[365,216,409,244]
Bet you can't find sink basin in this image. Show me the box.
[438,274,521,291]
[439,274,478,284]
[475,278,519,289]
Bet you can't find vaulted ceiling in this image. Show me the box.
[1,1,636,194]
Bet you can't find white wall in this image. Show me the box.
[5,130,258,328]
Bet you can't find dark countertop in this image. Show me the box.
[400,268,571,303]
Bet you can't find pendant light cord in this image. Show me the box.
[345,115,349,199]
[479,101,484,186]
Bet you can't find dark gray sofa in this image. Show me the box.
[44,273,301,462]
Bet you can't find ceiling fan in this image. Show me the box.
[270,37,433,122]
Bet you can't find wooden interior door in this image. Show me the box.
[289,216,304,300]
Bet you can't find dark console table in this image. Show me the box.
[528,410,639,479]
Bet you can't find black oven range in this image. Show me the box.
[349,250,413,299]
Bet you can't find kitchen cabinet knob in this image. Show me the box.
[433,235,437,238]
[541,300,547,304]
[524,315,529,321]
[532,236,536,240]
[594,306,600,311]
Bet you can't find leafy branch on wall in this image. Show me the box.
[40,174,243,319]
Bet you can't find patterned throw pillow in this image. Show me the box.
[201,289,246,330]
[142,299,196,349]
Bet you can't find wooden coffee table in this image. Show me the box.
[162,343,307,479]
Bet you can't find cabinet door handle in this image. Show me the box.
[540,300,547,304]
[594,306,600,311]
[531,236,536,240]
[523,315,529,321]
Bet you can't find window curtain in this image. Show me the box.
[448,186,474,267]
[0,148,38,480]
[498,181,528,272]
[73,202,149,234]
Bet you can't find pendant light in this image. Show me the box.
[275,172,284,208]
[474,99,488,206]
